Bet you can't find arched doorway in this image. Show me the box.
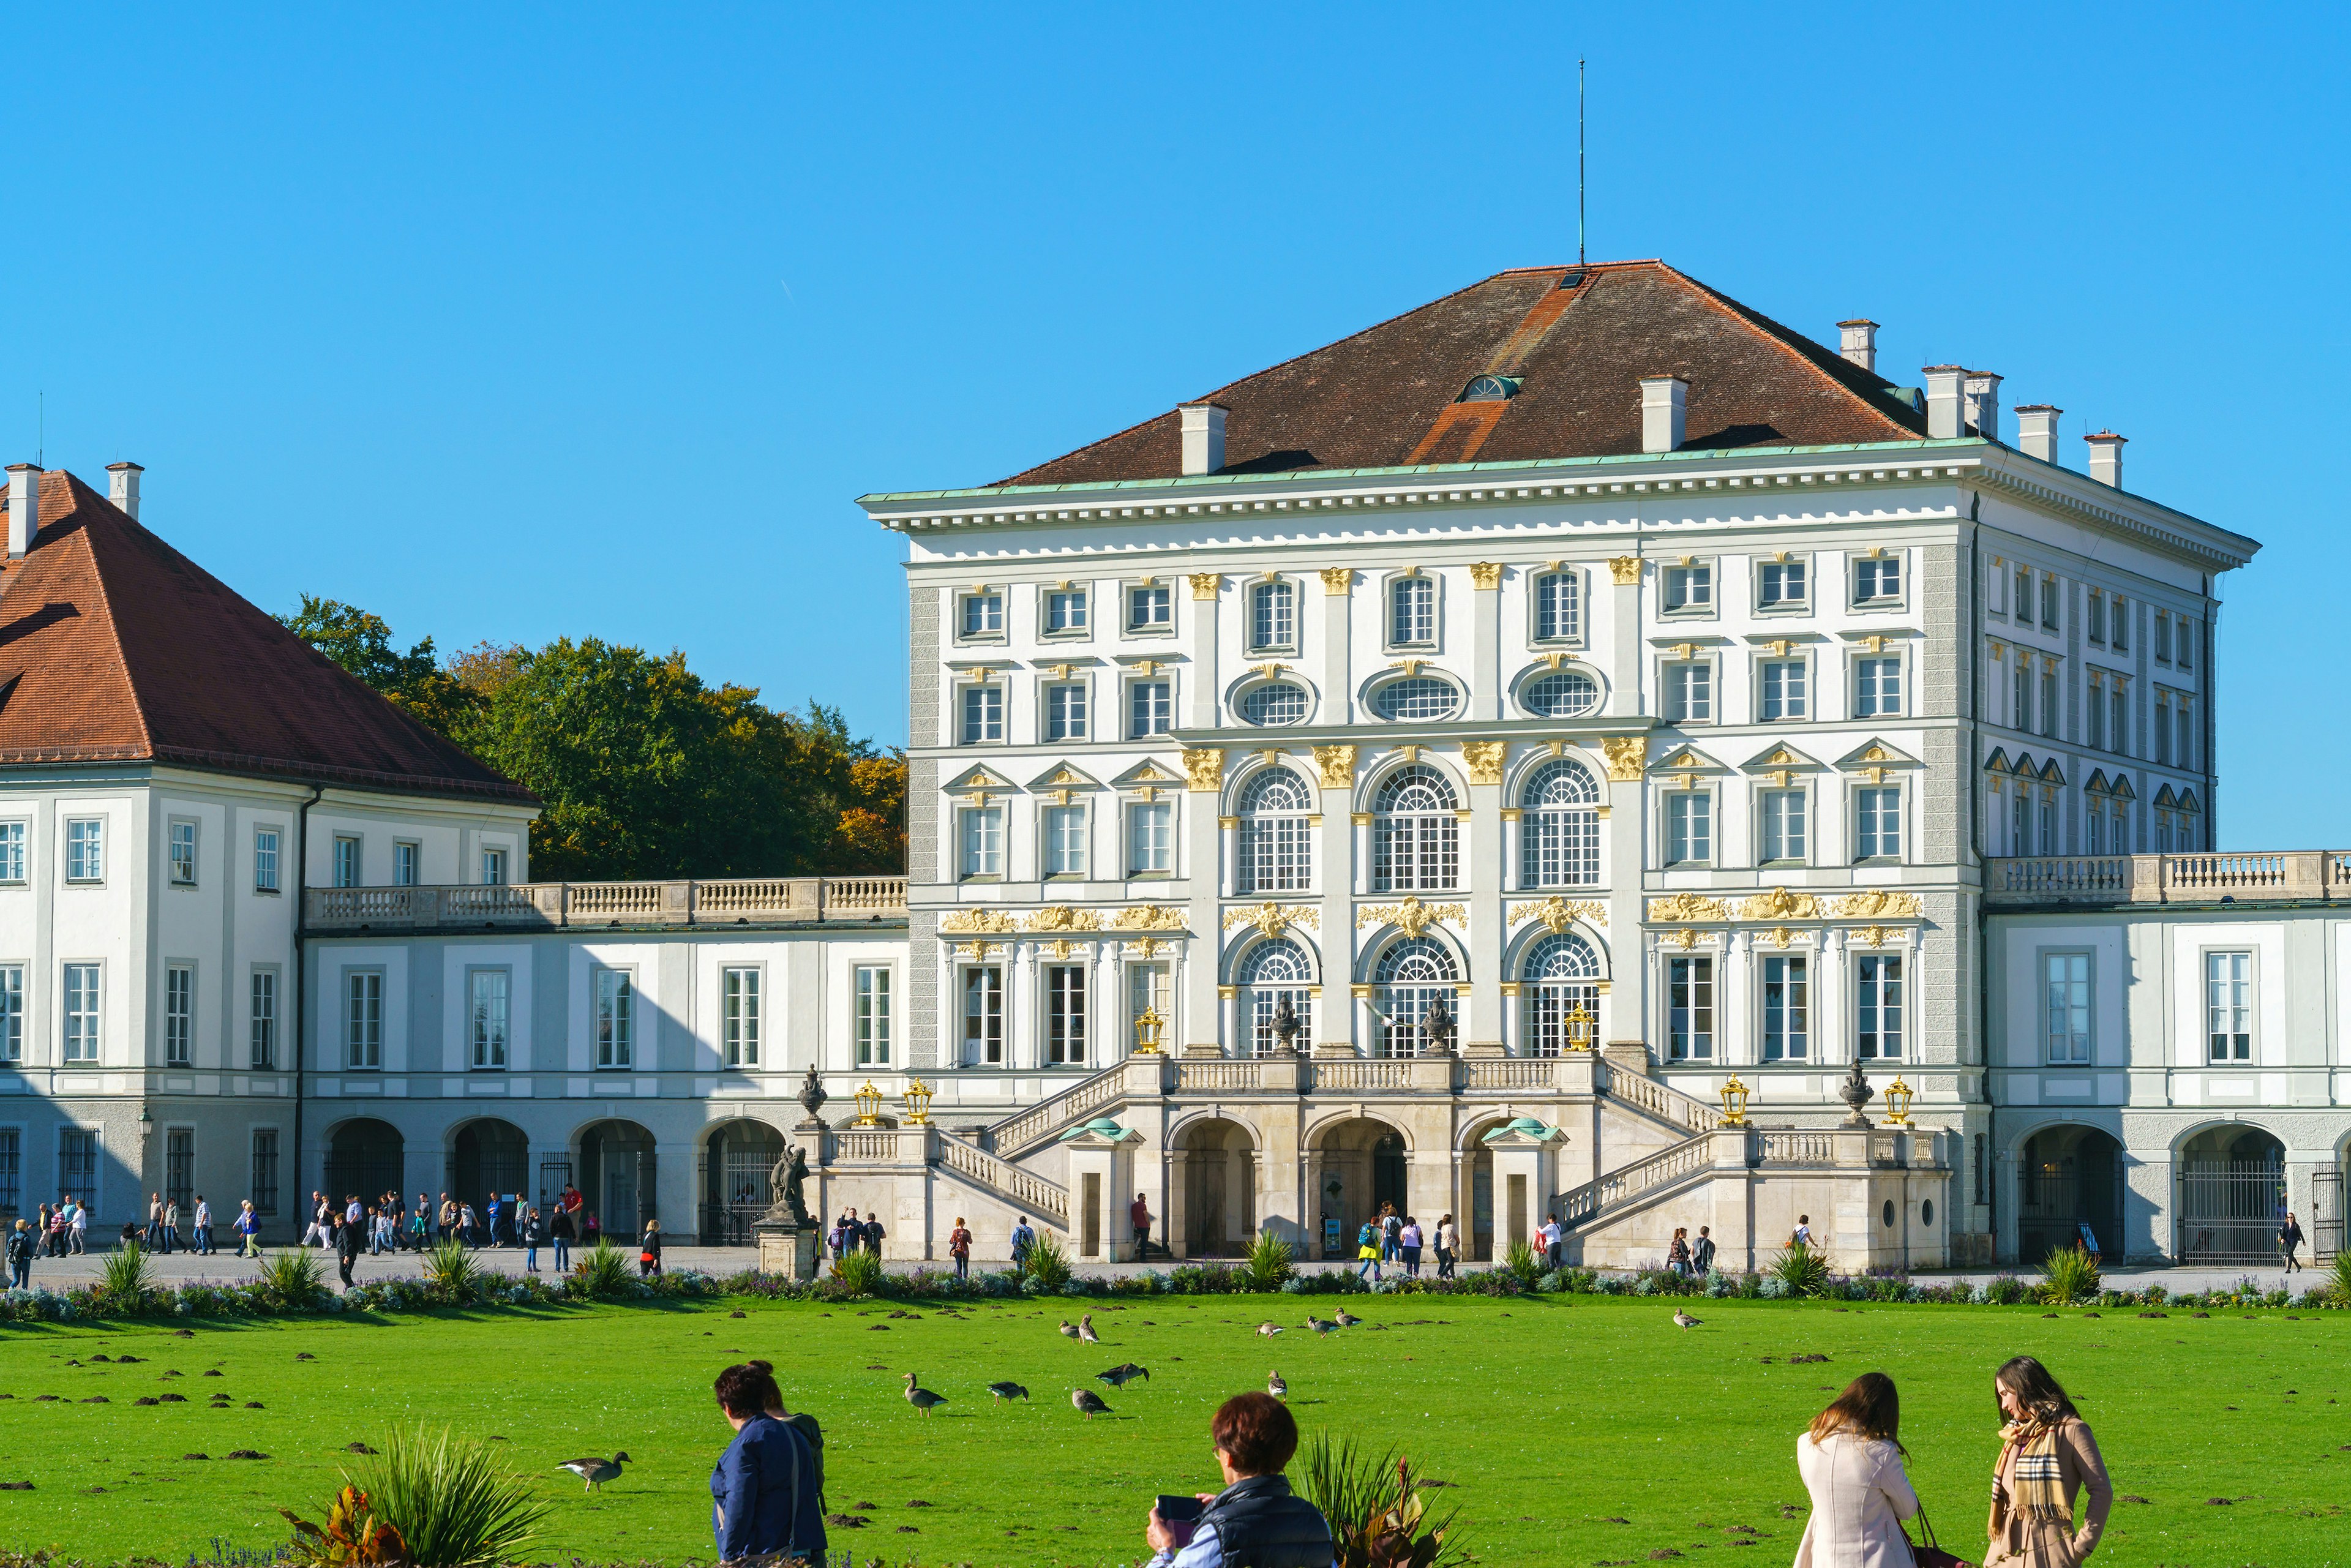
[324,1119,403,1207]
[1461,1116,1512,1262]
[1311,1117,1408,1259]
[2016,1125,2124,1263]
[451,1119,529,1239]
[578,1119,658,1241]
[1175,1117,1257,1257]
[702,1120,785,1245]
[2178,1125,2286,1264]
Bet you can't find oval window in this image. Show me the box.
[1239,683,1308,726]
[1522,669,1600,718]
[1920,1199,1935,1228]
[1881,1199,1896,1229]
[1371,676,1461,722]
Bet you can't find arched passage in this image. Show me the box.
[2178,1124,2286,1264]
[450,1119,530,1237]
[702,1119,786,1245]
[2015,1124,2124,1264]
[1458,1116,1515,1262]
[1173,1117,1257,1257]
[324,1119,403,1207]
[1310,1117,1409,1259]
[578,1119,659,1240]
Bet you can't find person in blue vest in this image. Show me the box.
[711,1361,827,1564]
[1145,1392,1336,1568]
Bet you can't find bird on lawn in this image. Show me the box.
[1057,1319,1081,1340]
[902,1373,948,1416]
[1673,1308,1703,1332]
[1267,1370,1288,1400]
[1255,1321,1284,1338]
[1095,1363,1150,1389]
[1069,1387,1112,1420]
[1305,1315,1338,1335]
[1333,1307,1363,1327]
[1077,1314,1102,1345]
[557,1453,630,1492]
[985,1381,1030,1404]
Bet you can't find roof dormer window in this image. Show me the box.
[1457,375,1521,403]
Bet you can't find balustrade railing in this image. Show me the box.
[1755,1131,1836,1165]
[830,1130,902,1163]
[936,1135,1069,1224]
[1987,854,2351,906]
[1308,1060,1414,1093]
[1559,1135,1713,1228]
[1460,1058,1558,1091]
[985,1064,1129,1156]
[305,877,906,930]
[1599,1064,1722,1133]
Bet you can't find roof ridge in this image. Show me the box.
[53,475,156,759]
[1653,262,1921,441]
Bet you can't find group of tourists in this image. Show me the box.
[20,1197,89,1259]
[824,1207,887,1261]
[1352,1205,1457,1281]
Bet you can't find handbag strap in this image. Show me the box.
[1911,1499,1939,1545]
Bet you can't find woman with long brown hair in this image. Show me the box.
[1792,1372,1920,1567]
[1986,1356,2110,1566]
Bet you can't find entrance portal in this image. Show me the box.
[2016,1125,2124,1263]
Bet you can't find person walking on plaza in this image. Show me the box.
[1142,1391,1335,1568]
[145,1193,165,1251]
[639,1218,663,1277]
[193,1195,214,1255]
[860,1212,885,1256]
[550,1201,576,1273]
[828,1209,853,1261]
[1668,1227,1693,1278]
[162,1199,181,1254]
[1987,1356,2112,1567]
[38,1202,59,1258]
[1010,1214,1036,1272]
[1132,1192,1155,1259]
[302,1193,331,1248]
[1379,1204,1402,1263]
[7,1218,32,1288]
[1434,1214,1457,1280]
[1355,1219,1382,1283]
[437,1194,457,1244]
[2279,1211,2305,1273]
[486,1193,502,1248]
[1793,1214,1814,1249]
[235,1199,260,1258]
[410,1195,430,1251]
[1398,1215,1423,1278]
[67,1197,86,1255]
[709,1360,827,1563]
[1539,1211,1563,1270]
[1692,1225,1717,1276]
[522,1206,545,1272]
[334,1202,361,1291]
[1791,1372,1920,1568]
[948,1216,972,1280]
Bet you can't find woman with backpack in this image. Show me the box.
[1355,1219,1382,1282]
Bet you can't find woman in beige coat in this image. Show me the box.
[1985,1356,2110,1567]
[1793,1372,1921,1568]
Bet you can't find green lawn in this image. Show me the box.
[1,1294,2344,1567]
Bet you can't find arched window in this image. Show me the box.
[1374,937,1458,1057]
[1373,765,1458,892]
[1371,676,1459,721]
[1521,669,1599,718]
[1521,932,1600,1057]
[1239,937,1313,1057]
[1237,767,1312,894]
[1239,682,1308,726]
[1520,759,1600,888]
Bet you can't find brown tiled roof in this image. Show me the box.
[1000,261,1929,486]
[0,470,533,801]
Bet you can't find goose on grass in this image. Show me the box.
[1094,1363,1150,1389]
[1068,1387,1112,1420]
[1076,1314,1102,1345]
[558,1452,630,1492]
[1267,1370,1288,1400]
[902,1373,948,1416]
[986,1381,1030,1403]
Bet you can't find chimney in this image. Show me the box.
[107,461,143,520]
[4,463,37,559]
[2084,430,2126,489]
[1179,402,1228,476]
[1922,366,1967,439]
[1639,376,1689,454]
[1963,371,2003,441]
[2014,405,2061,463]
[1837,319,1878,373]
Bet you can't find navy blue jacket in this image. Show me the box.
[711,1415,825,1562]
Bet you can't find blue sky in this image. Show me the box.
[6,6,2343,846]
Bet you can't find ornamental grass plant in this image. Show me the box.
[421,1238,479,1301]
[830,1247,887,1297]
[1500,1239,1545,1288]
[342,1425,547,1568]
[1241,1228,1297,1291]
[2034,1246,2102,1306]
[1019,1229,1073,1291]
[1297,1434,1469,1568]
[1768,1242,1831,1299]
[255,1249,328,1313]
[95,1244,155,1315]
[569,1240,636,1300]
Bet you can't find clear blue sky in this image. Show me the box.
[6,6,2342,846]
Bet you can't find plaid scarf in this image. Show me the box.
[2000,1419,2071,1525]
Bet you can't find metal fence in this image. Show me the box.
[2177,1159,2287,1265]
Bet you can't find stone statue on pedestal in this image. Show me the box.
[1272,996,1300,1054]
[755,1144,820,1280]
[1837,1058,1876,1127]
[797,1067,829,1128]
[768,1145,812,1225]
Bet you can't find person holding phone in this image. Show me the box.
[1144,1391,1335,1567]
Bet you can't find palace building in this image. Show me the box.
[1,261,2339,1270]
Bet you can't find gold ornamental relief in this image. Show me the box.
[1462,740,1508,786]
[1313,744,1357,789]
[1221,902,1320,939]
[1182,748,1226,793]
[1608,555,1642,586]
[1646,892,1730,923]
[940,908,1019,935]
[1106,905,1187,932]
[1355,896,1466,939]
[1320,566,1354,595]
[1600,736,1648,782]
[1736,887,1822,921]
[1026,904,1100,933]
[1469,562,1504,591]
[1509,895,1607,933]
[1188,572,1223,600]
[1833,888,1923,920]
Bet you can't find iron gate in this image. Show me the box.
[2314,1165,2343,1262]
[2178,1158,2285,1264]
[698,1148,775,1245]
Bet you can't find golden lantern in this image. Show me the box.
[1719,1074,1751,1127]
[852,1079,885,1127]
[1883,1075,1914,1126]
[902,1078,935,1125]
[1132,1005,1166,1056]
[1564,1002,1596,1053]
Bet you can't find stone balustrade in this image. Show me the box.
[1986,853,2351,907]
[304,876,908,931]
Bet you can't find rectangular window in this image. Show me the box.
[2111,597,2128,651]
[168,820,198,886]
[2205,951,2250,1061]
[1130,962,1170,1052]
[2087,685,2106,750]
[66,818,104,882]
[2041,575,2059,631]
[1664,662,1713,724]
[1045,964,1087,1065]
[1389,576,1434,645]
[1856,955,1903,1059]
[392,841,419,887]
[1758,559,1807,608]
[167,1128,193,1214]
[2011,660,2030,733]
[960,591,1003,638]
[1854,656,1903,717]
[1853,554,1901,602]
[2041,667,2058,740]
[1534,570,1581,642]
[1759,789,1807,863]
[165,964,194,1067]
[345,971,382,1069]
[250,1130,279,1217]
[960,684,1003,744]
[2044,953,2091,1064]
[332,835,359,888]
[1043,681,1088,741]
[2109,686,2128,756]
[2111,801,2129,852]
[2154,610,2172,662]
[1127,801,1173,876]
[1664,564,1712,612]
[469,970,509,1068]
[0,964,20,1062]
[1667,956,1713,1061]
[723,967,761,1066]
[1044,587,1089,634]
[253,826,281,892]
[962,966,1004,1065]
[1855,786,1902,861]
[2153,699,2171,766]
[1251,580,1295,650]
[594,969,634,1068]
[249,969,277,1069]
[481,847,508,885]
[0,820,21,883]
[1761,955,1809,1060]
[0,1127,18,1215]
[1127,583,1171,631]
[2014,565,2033,623]
[959,806,1004,879]
[2087,590,2106,644]
[63,964,101,1061]
[1759,659,1807,721]
[855,966,893,1067]
[58,1128,97,1209]
[2176,701,2194,771]
[1665,791,1712,865]
[1044,805,1087,877]
[1128,680,1171,738]
[2177,620,2194,671]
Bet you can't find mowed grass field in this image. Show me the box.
[1,1294,2345,1567]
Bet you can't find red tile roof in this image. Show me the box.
[1000,261,1929,486]
[0,470,533,802]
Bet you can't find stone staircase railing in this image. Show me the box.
[983,1062,1131,1158]
[935,1134,1071,1228]
[1558,1131,1715,1229]
[1597,1061,1723,1135]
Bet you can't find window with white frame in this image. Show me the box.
[0,1126,15,1214]
[392,841,418,887]
[1389,576,1435,646]
[66,818,103,883]
[1761,954,1809,1060]
[249,968,277,1069]
[253,826,280,893]
[1533,569,1581,642]
[855,966,892,1067]
[1373,766,1458,892]
[1237,768,1311,893]
[165,963,194,1067]
[1522,932,1600,1057]
[1128,679,1171,738]
[1854,656,1903,717]
[344,970,381,1069]
[2040,664,2058,740]
[1758,659,1807,721]
[2086,797,2105,853]
[1044,585,1089,636]
[1759,787,1807,863]
[2014,565,2033,623]
[1663,563,1712,613]
[2087,590,2106,645]
[2153,696,2171,766]
[2108,683,2128,755]
[2009,787,2031,856]
[2087,682,2106,750]
[168,820,198,887]
[481,846,509,885]
[58,1128,96,1208]
[1521,669,1599,718]
[2039,789,2057,855]
[1240,939,1312,1057]
[1665,790,1712,865]
[961,966,1003,1065]
[2041,574,2059,631]
[1126,800,1173,876]
[1520,759,1600,887]
[0,964,20,1062]
[1239,682,1308,725]
[2009,658,2030,733]
[0,820,21,883]
[959,590,1003,639]
[722,967,760,1066]
[1128,961,1170,1053]
[61,964,101,1061]
[1855,785,1902,861]
[594,968,634,1068]
[1044,964,1087,1065]
[1374,937,1457,1057]
[2177,618,2194,671]
[1043,681,1088,741]
[2154,609,2172,662]
[1127,582,1171,632]
[2205,951,2249,1061]
[1043,804,1087,877]
[2110,596,2129,651]
[2110,798,2130,852]
[469,970,510,1068]
[1667,955,1713,1060]
[958,805,1004,879]
[249,1130,279,1217]
[1856,954,1903,1059]
[1758,558,1808,609]
[961,683,1004,744]
[1663,661,1713,723]
[2044,952,2090,1064]
[332,835,359,888]
[2175,699,2193,770]
[1853,553,1902,604]
[1250,579,1295,651]
[1371,676,1460,721]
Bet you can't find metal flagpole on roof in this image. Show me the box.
[1578,59,1586,266]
